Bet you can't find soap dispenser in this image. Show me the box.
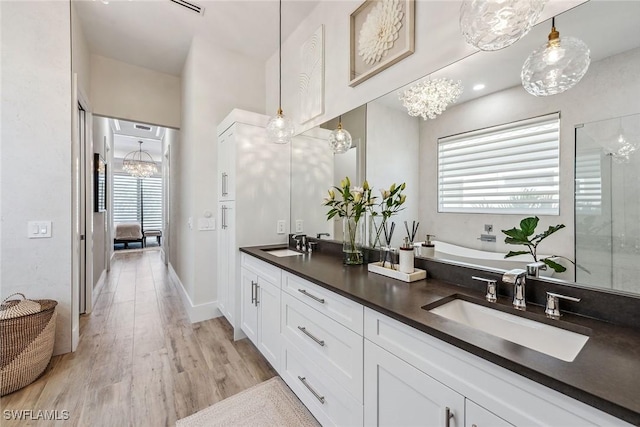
[421,235,435,257]
[399,237,415,274]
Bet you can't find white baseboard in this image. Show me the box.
[168,263,222,324]
[92,269,107,310]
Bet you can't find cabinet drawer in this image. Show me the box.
[281,341,363,427]
[282,292,363,401]
[283,272,363,334]
[364,308,627,427]
[241,254,281,286]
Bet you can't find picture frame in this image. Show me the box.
[94,153,107,213]
[349,0,415,87]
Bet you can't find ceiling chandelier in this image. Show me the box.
[603,124,639,164]
[266,0,295,144]
[328,116,353,154]
[123,141,158,179]
[521,17,590,97]
[459,0,546,51]
[399,78,463,120]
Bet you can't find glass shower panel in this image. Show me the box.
[575,114,640,292]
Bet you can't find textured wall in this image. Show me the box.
[1,1,73,354]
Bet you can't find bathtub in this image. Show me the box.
[426,240,555,277]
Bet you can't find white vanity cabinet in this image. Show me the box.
[363,307,629,427]
[240,254,281,371]
[215,109,290,339]
[280,272,365,426]
[364,339,466,426]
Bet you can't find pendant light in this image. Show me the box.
[122,141,158,179]
[266,0,295,144]
[521,17,590,97]
[459,0,546,51]
[328,116,352,154]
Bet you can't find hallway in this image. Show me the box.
[0,250,276,426]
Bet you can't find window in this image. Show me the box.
[438,112,560,215]
[113,173,163,230]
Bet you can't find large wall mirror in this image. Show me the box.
[290,0,640,296]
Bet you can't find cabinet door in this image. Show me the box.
[240,267,258,345]
[218,128,236,201]
[364,340,465,427]
[466,399,513,427]
[216,204,228,319]
[257,277,280,371]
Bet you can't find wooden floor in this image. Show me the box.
[1,250,276,426]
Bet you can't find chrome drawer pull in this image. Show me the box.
[297,289,325,304]
[298,376,325,404]
[297,326,325,347]
[445,407,454,427]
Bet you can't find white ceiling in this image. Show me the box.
[74,0,321,76]
[375,1,640,112]
[111,118,164,160]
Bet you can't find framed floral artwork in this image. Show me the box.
[349,0,415,87]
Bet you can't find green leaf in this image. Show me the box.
[542,258,566,273]
[502,228,530,244]
[531,224,565,244]
[504,250,530,258]
[519,216,539,237]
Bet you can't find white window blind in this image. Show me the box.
[113,173,163,230]
[438,113,560,215]
[575,150,602,215]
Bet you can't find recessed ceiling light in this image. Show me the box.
[473,83,486,91]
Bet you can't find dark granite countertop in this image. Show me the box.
[240,244,640,425]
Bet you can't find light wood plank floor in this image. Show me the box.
[1,250,276,426]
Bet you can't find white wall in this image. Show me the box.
[90,55,181,128]
[367,101,420,248]
[174,36,265,314]
[418,48,640,280]
[71,1,91,98]
[92,117,112,287]
[266,1,582,134]
[1,1,73,355]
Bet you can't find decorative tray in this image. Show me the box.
[367,262,426,282]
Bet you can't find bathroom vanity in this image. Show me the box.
[239,244,639,426]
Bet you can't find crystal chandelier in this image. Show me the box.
[603,126,639,164]
[328,116,352,154]
[399,78,463,120]
[521,17,590,97]
[266,0,295,144]
[460,0,546,51]
[123,141,158,179]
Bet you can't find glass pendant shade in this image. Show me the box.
[460,0,546,51]
[328,122,353,154]
[399,78,463,120]
[521,23,590,97]
[123,141,158,179]
[267,109,295,144]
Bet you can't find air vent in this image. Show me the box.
[169,0,205,16]
[134,124,152,131]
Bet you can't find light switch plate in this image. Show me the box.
[198,218,215,231]
[295,220,303,233]
[276,220,286,234]
[28,221,52,238]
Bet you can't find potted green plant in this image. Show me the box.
[501,216,569,273]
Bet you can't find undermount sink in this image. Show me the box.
[426,298,589,362]
[264,248,304,257]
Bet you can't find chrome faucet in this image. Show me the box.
[472,276,497,302]
[316,232,330,239]
[545,292,581,319]
[526,261,547,278]
[293,234,307,252]
[503,269,527,310]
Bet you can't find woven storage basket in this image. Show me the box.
[1,293,57,396]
